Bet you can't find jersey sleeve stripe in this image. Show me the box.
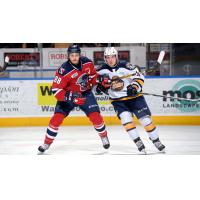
[135,79,144,87]
[133,77,144,82]
[54,89,63,96]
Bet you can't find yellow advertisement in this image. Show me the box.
[38,83,56,105]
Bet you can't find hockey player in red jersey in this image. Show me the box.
[38,45,110,153]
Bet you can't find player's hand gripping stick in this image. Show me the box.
[127,85,138,96]
[65,91,86,106]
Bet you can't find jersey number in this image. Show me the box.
[54,76,61,84]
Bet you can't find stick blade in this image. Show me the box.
[5,56,9,63]
[157,50,165,64]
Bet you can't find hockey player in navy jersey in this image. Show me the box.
[96,47,165,153]
[38,45,110,153]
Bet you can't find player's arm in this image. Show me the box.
[95,68,111,95]
[52,70,86,105]
[126,65,144,96]
[51,71,69,101]
[96,67,112,87]
[95,82,110,95]
[87,62,99,86]
[130,67,144,91]
[87,63,111,94]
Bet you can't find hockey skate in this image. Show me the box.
[152,138,165,152]
[101,136,110,149]
[134,137,146,154]
[38,143,50,154]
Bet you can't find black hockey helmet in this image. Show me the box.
[67,44,81,55]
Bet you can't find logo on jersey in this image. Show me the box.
[76,73,89,91]
[58,67,65,75]
[71,72,78,78]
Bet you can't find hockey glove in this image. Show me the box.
[65,91,86,106]
[97,74,111,88]
[96,84,109,95]
[127,85,138,96]
[88,74,97,85]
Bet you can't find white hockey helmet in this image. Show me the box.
[104,47,118,61]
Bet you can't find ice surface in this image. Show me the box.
[0,125,200,155]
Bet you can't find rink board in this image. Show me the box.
[0,116,200,127]
[0,77,200,126]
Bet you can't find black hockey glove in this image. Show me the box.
[96,84,109,95]
[127,85,138,96]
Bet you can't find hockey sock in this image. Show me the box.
[119,111,140,140]
[45,113,65,145]
[123,121,140,140]
[88,112,107,138]
[145,123,159,141]
[139,116,159,141]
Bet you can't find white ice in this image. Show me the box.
[0,125,200,155]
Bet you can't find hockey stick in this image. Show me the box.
[105,50,199,102]
[0,56,10,72]
[118,50,166,80]
[145,50,165,74]
[141,92,200,102]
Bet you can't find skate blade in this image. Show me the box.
[37,151,44,155]
[140,149,147,154]
[159,148,166,153]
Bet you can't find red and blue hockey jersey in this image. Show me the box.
[52,56,97,101]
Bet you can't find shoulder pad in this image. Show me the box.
[134,65,142,72]
[118,61,127,66]
[96,63,110,72]
[117,61,135,70]
[125,62,136,70]
[57,61,73,76]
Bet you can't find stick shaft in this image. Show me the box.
[118,51,166,80]
[142,92,200,102]
[2,56,9,71]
